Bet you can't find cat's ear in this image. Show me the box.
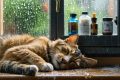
[65,34,79,44]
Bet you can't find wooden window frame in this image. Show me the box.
[54,0,120,57]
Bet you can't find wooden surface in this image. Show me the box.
[0,67,120,80]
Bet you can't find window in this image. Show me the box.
[56,0,120,56]
[64,0,117,35]
[3,0,50,36]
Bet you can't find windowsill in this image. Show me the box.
[64,32,118,36]
[0,57,119,80]
[63,35,119,47]
[64,35,118,37]
[0,66,120,80]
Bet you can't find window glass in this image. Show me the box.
[64,0,117,36]
[3,0,49,36]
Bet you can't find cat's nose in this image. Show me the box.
[75,49,81,56]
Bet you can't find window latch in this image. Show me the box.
[56,0,61,12]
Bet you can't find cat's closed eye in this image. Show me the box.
[61,47,70,55]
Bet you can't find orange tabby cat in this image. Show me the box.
[0,34,97,76]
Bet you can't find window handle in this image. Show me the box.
[56,0,61,12]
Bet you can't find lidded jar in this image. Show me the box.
[102,18,113,35]
[79,12,91,35]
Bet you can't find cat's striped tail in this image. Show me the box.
[0,60,38,76]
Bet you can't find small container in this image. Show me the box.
[91,13,98,35]
[68,13,78,35]
[102,18,113,35]
[79,12,91,35]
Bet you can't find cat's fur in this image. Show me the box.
[0,34,97,76]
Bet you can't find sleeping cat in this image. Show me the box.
[0,34,97,76]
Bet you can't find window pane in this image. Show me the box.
[3,0,49,36]
[64,0,117,36]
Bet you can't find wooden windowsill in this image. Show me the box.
[0,67,120,80]
[0,57,120,80]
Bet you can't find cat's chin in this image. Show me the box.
[52,61,69,70]
[51,59,60,70]
[50,54,69,70]
[52,57,69,70]
[59,63,69,70]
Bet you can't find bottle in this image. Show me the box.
[79,12,91,35]
[102,18,113,35]
[68,13,78,35]
[91,13,98,35]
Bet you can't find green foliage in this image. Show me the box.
[4,0,48,36]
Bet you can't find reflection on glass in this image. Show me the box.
[64,0,117,36]
[3,0,49,36]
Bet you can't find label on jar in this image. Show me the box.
[80,19,90,35]
[68,22,78,35]
[91,24,98,35]
[102,21,113,34]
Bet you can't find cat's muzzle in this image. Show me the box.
[75,49,81,56]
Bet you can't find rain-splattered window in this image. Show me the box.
[64,0,117,35]
[3,0,49,36]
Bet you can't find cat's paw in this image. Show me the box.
[25,65,39,76]
[41,63,54,72]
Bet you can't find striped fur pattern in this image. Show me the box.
[0,34,97,76]
[0,34,49,76]
[0,60,38,76]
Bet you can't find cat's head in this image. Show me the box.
[49,35,97,69]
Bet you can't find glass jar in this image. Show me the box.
[68,13,78,35]
[102,18,113,35]
[79,12,91,35]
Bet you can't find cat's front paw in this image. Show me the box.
[25,65,39,76]
[41,63,54,72]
